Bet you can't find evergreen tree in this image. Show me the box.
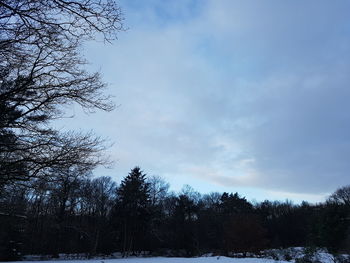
[115,167,151,256]
[172,194,199,256]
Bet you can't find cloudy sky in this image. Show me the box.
[59,0,350,203]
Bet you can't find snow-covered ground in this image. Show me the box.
[12,258,289,263]
[12,248,350,263]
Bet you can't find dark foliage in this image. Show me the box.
[113,167,152,256]
[1,170,349,260]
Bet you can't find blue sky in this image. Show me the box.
[58,0,350,203]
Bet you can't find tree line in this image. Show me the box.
[1,167,349,260]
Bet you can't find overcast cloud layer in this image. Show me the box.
[59,0,350,203]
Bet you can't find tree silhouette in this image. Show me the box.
[0,0,124,185]
[115,167,151,256]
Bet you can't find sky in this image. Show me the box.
[58,0,350,203]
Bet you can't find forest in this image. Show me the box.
[0,167,349,260]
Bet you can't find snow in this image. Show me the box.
[12,257,289,263]
[13,248,350,263]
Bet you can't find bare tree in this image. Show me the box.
[148,176,170,206]
[0,0,124,185]
[328,185,350,206]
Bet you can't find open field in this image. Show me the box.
[12,258,288,263]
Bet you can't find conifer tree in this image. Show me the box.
[115,167,151,256]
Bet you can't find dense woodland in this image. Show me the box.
[0,0,349,261]
[0,167,350,260]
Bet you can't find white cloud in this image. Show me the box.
[57,0,350,202]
